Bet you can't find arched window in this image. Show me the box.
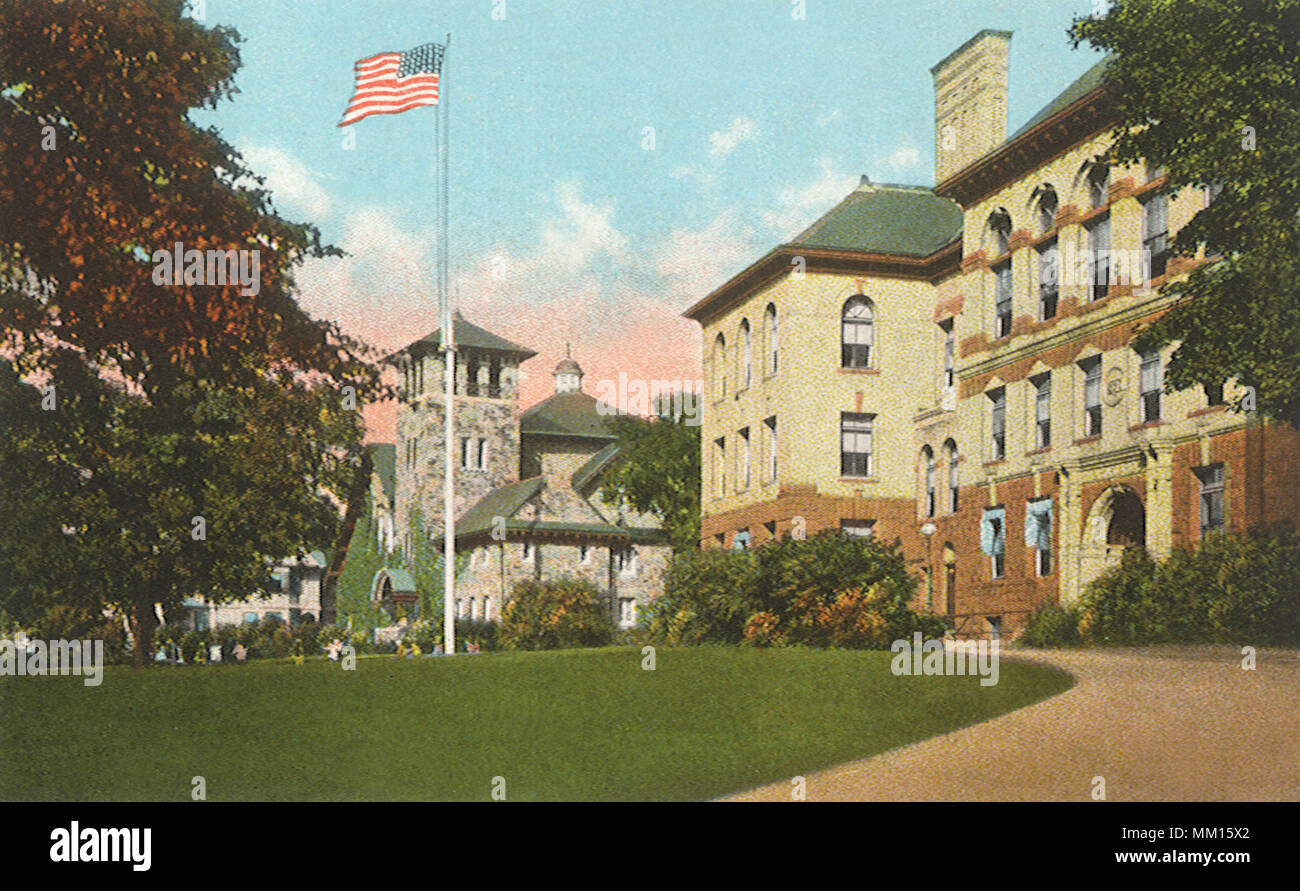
[1032,183,1058,232]
[764,303,778,375]
[841,296,873,368]
[922,446,936,517]
[739,319,752,390]
[987,208,1012,255]
[944,439,959,512]
[713,333,727,398]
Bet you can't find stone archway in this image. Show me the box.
[1078,485,1146,591]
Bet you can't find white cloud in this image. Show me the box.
[654,210,759,303]
[762,157,859,239]
[708,116,757,158]
[816,108,843,127]
[237,142,333,220]
[883,141,923,174]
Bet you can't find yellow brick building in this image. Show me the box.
[686,29,1300,638]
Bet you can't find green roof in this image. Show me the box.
[373,567,416,594]
[520,391,617,440]
[790,181,963,257]
[1010,57,1111,140]
[455,476,546,539]
[571,441,621,491]
[369,443,396,503]
[395,311,537,360]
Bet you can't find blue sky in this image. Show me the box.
[191,0,1105,434]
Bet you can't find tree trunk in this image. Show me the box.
[130,597,158,668]
[321,447,373,626]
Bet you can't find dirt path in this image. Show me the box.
[726,646,1300,801]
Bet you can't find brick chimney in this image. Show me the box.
[931,29,1012,185]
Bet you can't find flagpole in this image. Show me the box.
[441,33,456,657]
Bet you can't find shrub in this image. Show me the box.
[644,548,760,645]
[500,576,613,651]
[1019,602,1083,647]
[1078,527,1300,646]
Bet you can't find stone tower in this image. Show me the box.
[931,29,1011,185]
[392,313,537,558]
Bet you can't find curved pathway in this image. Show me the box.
[726,646,1300,801]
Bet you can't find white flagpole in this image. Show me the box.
[441,34,456,657]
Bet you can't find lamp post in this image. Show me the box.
[920,522,937,613]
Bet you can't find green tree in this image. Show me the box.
[500,577,613,651]
[1071,0,1300,425]
[600,411,701,552]
[334,498,392,633]
[0,1,387,663]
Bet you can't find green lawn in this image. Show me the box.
[0,646,1071,801]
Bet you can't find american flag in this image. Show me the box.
[338,42,443,128]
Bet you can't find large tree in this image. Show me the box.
[0,0,386,663]
[600,411,701,553]
[1071,0,1300,425]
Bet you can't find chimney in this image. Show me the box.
[931,29,1012,185]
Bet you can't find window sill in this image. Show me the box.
[1024,447,1051,457]
[1187,405,1228,419]
[1073,434,1102,446]
[983,458,1006,468]
[1129,420,1164,432]
[840,476,879,484]
[837,366,880,375]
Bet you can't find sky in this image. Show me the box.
[191,0,1106,441]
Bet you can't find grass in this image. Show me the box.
[0,646,1071,801]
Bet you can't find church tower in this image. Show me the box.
[391,312,537,559]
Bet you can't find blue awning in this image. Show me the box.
[980,507,1006,556]
[1024,499,1052,550]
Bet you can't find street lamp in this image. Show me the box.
[920,522,937,613]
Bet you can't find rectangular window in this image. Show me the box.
[764,416,777,483]
[521,541,535,564]
[988,388,1006,460]
[1204,381,1225,406]
[477,438,489,470]
[840,520,874,539]
[714,436,726,497]
[578,544,592,565]
[1143,194,1170,280]
[1197,465,1225,535]
[738,427,750,492]
[460,437,473,469]
[1037,241,1059,320]
[940,320,955,389]
[1026,498,1052,577]
[1140,349,1163,423]
[465,356,480,397]
[617,546,638,576]
[1033,373,1051,450]
[981,507,1006,579]
[488,357,502,398]
[1087,216,1111,301]
[994,261,1012,338]
[618,598,637,628]
[840,412,874,477]
[1082,356,1103,436]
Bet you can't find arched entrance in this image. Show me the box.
[1079,485,1147,591]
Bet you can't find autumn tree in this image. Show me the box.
[0,0,386,662]
[1071,0,1300,425]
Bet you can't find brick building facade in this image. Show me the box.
[686,29,1300,639]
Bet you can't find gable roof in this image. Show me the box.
[455,476,546,539]
[391,312,537,361]
[571,441,621,491]
[520,390,617,440]
[368,443,396,503]
[790,181,964,257]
